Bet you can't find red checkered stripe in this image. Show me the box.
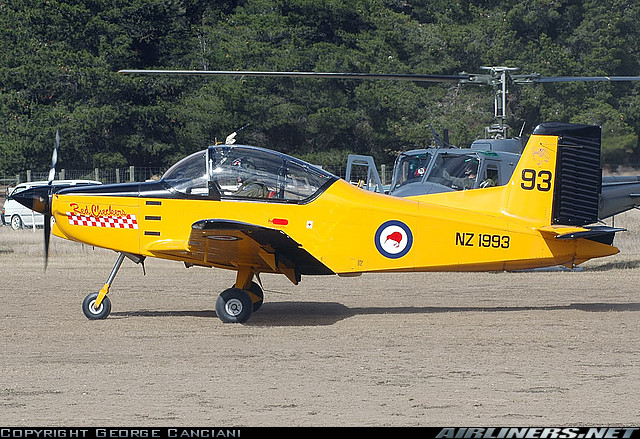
[66,212,139,229]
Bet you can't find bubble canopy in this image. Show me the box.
[161,145,337,202]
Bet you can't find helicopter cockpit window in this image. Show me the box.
[161,150,210,196]
[480,165,499,188]
[391,151,433,191]
[207,146,335,202]
[427,153,480,190]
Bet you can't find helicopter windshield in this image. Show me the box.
[162,145,336,202]
[390,150,433,191]
[427,153,480,190]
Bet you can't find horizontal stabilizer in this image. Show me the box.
[538,225,625,245]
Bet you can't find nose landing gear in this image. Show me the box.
[81,252,144,320]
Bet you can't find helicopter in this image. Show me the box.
[346,128,640,221]
[346,130,523,196]
[335,66,640,221]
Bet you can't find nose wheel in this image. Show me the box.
[82,292,112,319]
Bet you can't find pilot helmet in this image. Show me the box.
[464,157,479,174]
[231,157,257,180]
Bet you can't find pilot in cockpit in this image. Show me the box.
[442,157,478,190]
[232,157,270,198]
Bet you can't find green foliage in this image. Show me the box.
[2,0,640,175]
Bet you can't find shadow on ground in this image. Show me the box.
[111,301,640,326]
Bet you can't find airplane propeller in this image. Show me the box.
[43,130,60,269]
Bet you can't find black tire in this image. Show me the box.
[10,215,22,230]
[82,292,111,320]
[215,288,253,323]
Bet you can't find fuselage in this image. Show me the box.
[51,177,617,275]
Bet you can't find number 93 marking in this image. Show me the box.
[521,169,552,192]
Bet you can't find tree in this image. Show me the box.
[2,0,640,176]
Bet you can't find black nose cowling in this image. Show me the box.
[11,186,53,215]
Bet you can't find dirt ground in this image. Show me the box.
[1,212,639,427]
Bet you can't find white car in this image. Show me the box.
[3,180,102,230]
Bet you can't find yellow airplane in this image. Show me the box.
[14,122,623,323]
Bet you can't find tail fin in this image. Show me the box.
[505,122,602,226]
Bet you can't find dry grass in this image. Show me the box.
[0,226,108,256]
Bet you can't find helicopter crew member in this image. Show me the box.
[442,159,478,190]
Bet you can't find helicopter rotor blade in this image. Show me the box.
[119,69,472,84]
[119,66,640,141]
[120,68,640,86]
[513,74,640,84]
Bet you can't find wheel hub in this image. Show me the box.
[88,300,103,314]
[225,298,244,316]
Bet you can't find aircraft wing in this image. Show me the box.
[185,219,334,284]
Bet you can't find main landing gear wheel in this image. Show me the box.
[82,292,112,320]
[216,288,253,323]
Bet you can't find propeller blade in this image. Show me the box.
[119,69,472,83]
[48,130,59,184]
[44,130,59,270]
[13,186,54,270]
[44,213,51,270]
